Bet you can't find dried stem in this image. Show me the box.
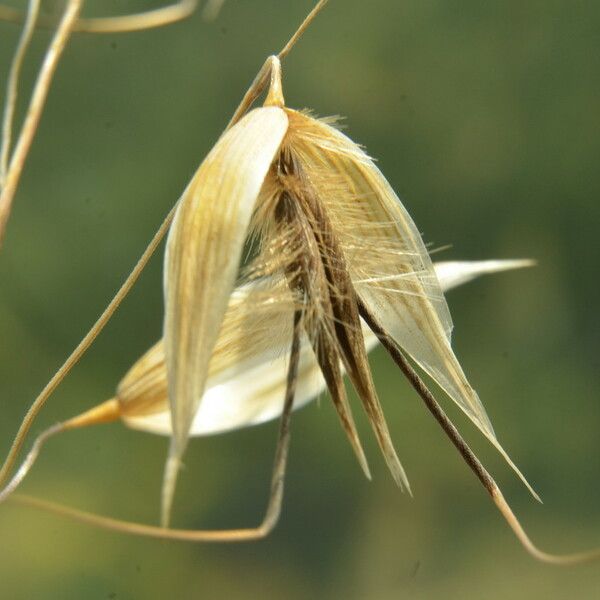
[0,423,64,504]
[0,1,199,34]
[358,298,599,565]
[0,206,177,489]
[226,0,329,130]
[0,0,82,247]
[10,311,302,541]
[0,0,41,183]
[490,487,600,565]
[0,399,120,503]
[225,56,277,131]
[278,0,329,60]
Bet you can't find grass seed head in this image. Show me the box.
[1,0,596,564]
[157,55,537,522]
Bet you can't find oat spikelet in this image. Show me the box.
[2,2,597,561]
[140,50,537,524]
[152,62,538,512]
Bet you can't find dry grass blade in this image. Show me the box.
[432,259,536,290]
[311,331,372,479]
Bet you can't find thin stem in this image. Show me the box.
[0,0,41,183]
[0,399,120,508]
[9,310,302,542]
[225,0,329,130]
[261,309,302,532]
[225,56,276,131]
[358,298,600,565]
[0,399,120,504]
[0,423,64,503]
[0,0,82,247]
[278,0,329,60]
[491,487,600,565]
[0,1,198,34]
[0,205,177,489]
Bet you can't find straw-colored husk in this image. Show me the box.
[119,261,532,437]
[161,106,288,523]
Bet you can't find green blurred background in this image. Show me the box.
[1,1,599,598]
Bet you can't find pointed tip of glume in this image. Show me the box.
[492,258,537,271]
[390,461,412,497]
[490,434,542,504]
[355,449,372,481]
[160,453,182,528]
[510,458,542,504]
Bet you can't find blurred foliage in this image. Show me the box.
[0,0,599,598]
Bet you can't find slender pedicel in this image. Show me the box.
[11,311,302,542]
